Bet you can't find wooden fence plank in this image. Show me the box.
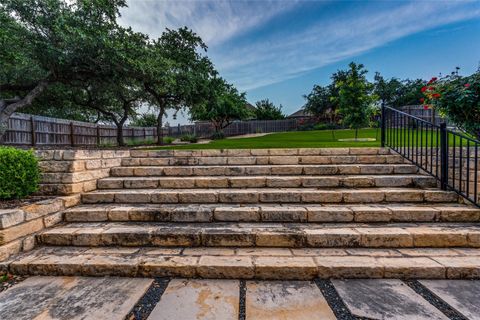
[1,112,316,147]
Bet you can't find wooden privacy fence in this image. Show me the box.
[1,113,159,146]
[0,113,311,147]
[397,105,446,126]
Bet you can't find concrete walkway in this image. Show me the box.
[0,277,479,319]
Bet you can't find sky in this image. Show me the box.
[119,0,480,124]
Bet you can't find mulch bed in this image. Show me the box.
[0,196,53,210]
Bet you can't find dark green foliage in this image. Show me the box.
[211,131,225,140]
[0,0,134,137]
[130,113,158,127]
[0,147,40,200]
[303,85,336,119]
[333,62,375,139]
[19,84,100,122]
[314,123,342,130]
[163,136,175,144]
[254,99,285,120]
[0,1,217,146]
[140,27,214,145]
[394,79,427,107]
[180,134,198,143]
[190,77,252,133]
[436,71,480,139]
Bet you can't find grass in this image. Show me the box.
[150,128,382,149]
[145,127,473,150]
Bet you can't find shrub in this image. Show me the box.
[297,123,316,131]
[0,147,40,200]
[127,138,156,147]
[180,134,198,143]
[313,123,340,130]
[423,71,480,139]
[211,131,225,140]
[164,136,175,144]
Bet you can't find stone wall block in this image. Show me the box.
[0,210,25,229]
[23,198,64,221]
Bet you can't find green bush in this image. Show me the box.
[0,147,40,200]
[211,131,225,140]
[313,123,341,130]
[180,134,198,143]
[164,136,175,144]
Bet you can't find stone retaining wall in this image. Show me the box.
[0,195,80,261]
[36,150,130,195]
[1,150,130,261]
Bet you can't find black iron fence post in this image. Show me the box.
[440,122,448,190]
[381,104,386,147]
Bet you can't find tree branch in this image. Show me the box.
[0,83,39,92]
[1,80,49,118]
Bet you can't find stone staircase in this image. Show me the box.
[6,148,480,279]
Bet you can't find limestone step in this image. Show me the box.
[6,246,480,279]
[121,154,405,166]
[97,175,437,190]
[130,147,392,158]
[81,188,459,204]
[37,222,480,248]
[64,203,480,223]
[110,164,419,177]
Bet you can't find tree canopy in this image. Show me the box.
[0,0,222,145]
[303,84,337,121]
[254,99,285,120]
[0,0,144,139]
[137,27,214,144]
[334,62,375,139]
[190,77,251,135]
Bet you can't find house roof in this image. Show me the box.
[288,108,312,118]
[245,102,257,112]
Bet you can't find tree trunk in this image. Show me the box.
[116,120,127,147]
[156,107,165,145]
[0,80,49,141]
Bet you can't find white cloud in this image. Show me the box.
[119,0,480,91]
[120,0,298,46]
[214,1,480,90]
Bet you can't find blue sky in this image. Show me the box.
[120,0,480,124]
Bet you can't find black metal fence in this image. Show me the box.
[381,105,479,206]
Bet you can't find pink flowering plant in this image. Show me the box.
[422,70,480,139]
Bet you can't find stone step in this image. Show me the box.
[130,147,392,158]
[97,175,437,189]
[6,246,480,279]
[110,164,419,177]
[81,188,459,204]
[64,203,480,223]
[121,154,405,166]
[36,222,480,248]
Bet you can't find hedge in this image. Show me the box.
[0,147,40,200]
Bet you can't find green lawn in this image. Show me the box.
[152,129,382,149]
[147,127,470,150]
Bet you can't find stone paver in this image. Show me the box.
[420,280,480,320]
[0,276,152,320]
[332,279,448,320]
[245,281,336,320]
[147,279,239,320]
